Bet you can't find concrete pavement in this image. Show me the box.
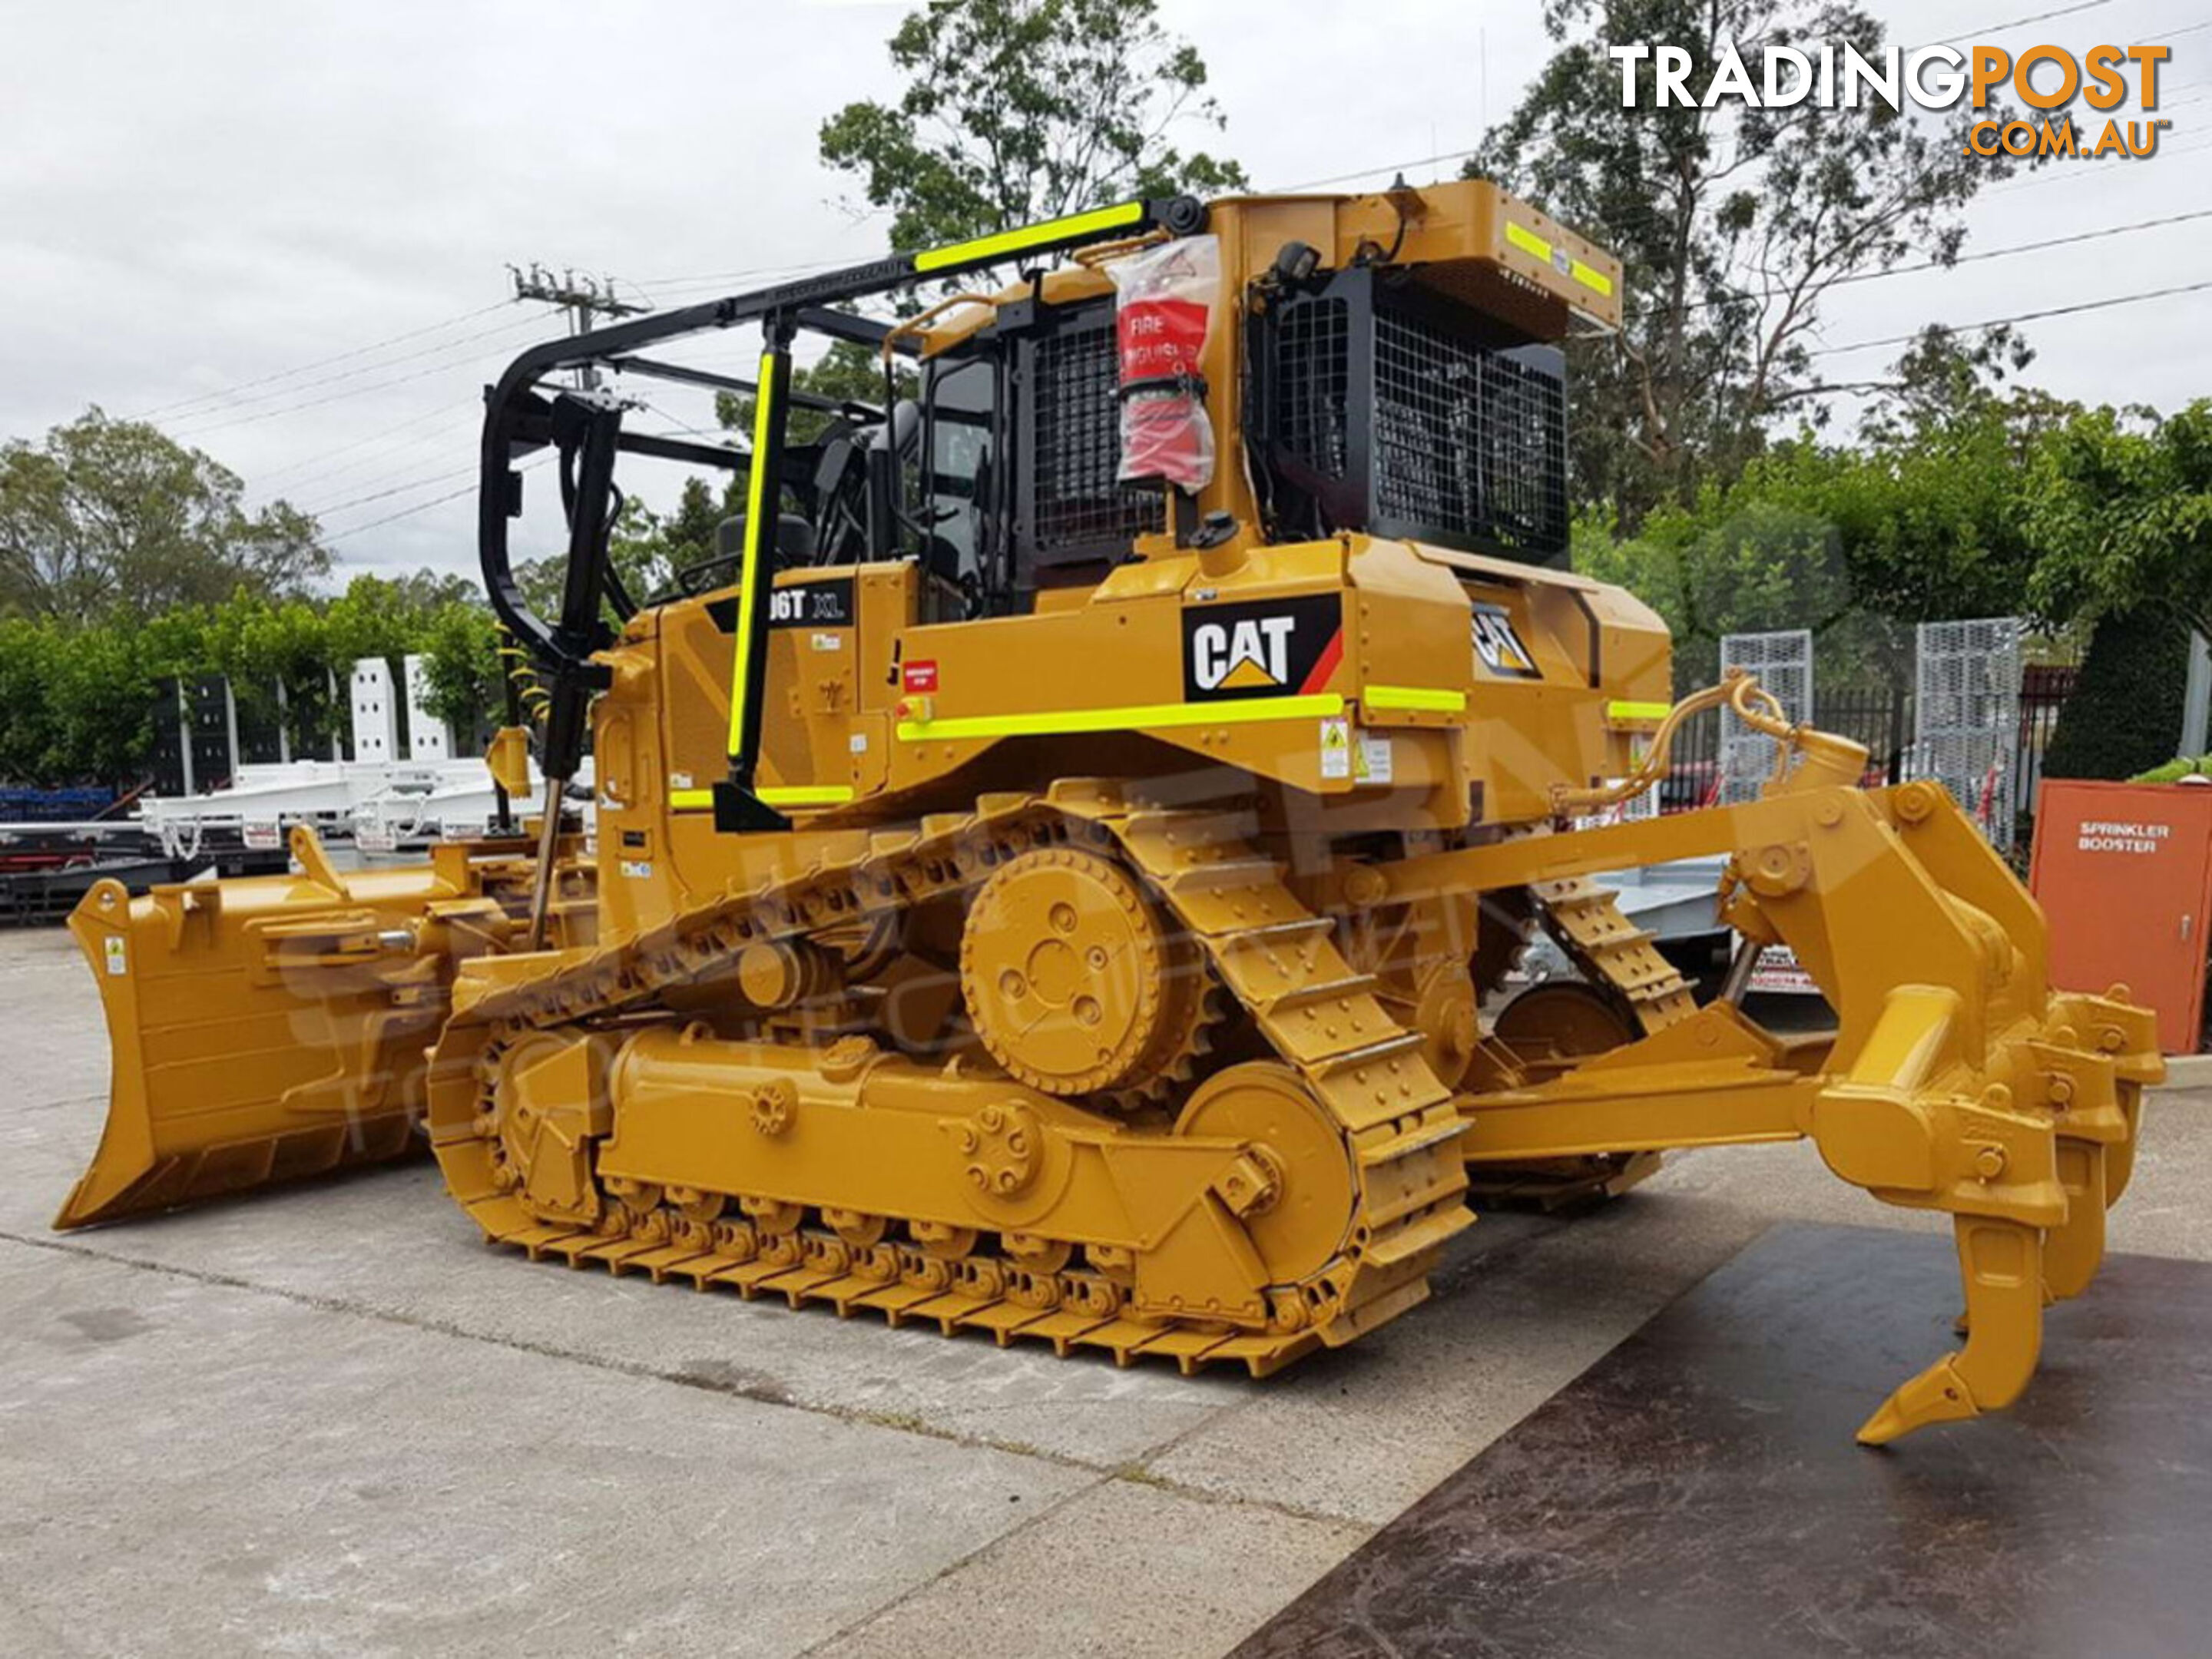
[2,923,2205,1657]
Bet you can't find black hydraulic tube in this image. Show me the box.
[525,396,622,949]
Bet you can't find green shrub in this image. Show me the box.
[2043,607,2190,783]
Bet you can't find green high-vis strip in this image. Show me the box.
[912,200,1146,273]
[671,786,853,813]
[1503,220,1615,299]
[726,351,780,758]
[760,784,855,807]
[897,693,1343,743]
[1607,700,1672,722]
[1366,684,1468,714]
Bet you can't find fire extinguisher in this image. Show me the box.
[1109,235,1219,492]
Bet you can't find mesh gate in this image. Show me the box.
[1914,617,2024,850]
[1718,630,1813,804]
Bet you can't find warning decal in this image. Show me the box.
[1320,716,1351,779]
[1355,733,1393,785]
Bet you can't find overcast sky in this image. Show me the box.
[2,0,2204,588]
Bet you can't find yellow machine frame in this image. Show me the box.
[54,181,2161,1446]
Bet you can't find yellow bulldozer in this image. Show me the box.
[58,181,2161,1445]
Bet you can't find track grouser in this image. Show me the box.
[59,182,2161,1445]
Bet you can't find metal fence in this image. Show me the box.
[1820,688,1913,786]
[1717,631,1812,803]
[2017,664,2078,814]
[1916,618,2025,851]
[1656,674,2070,830]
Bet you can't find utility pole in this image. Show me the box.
[502,264,651,921]
[506,263,650,390]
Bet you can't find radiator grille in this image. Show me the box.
[1372,305,1566,554]
[1266,274,1569,561]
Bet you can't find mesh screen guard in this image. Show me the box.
[1028,312,1163,556]
[1257,267,1569,563]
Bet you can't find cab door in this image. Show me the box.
[753,571,861,806]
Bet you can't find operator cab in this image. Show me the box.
[477,185,1610,830]
[660,242,1575,625]
[898,263,1576,613]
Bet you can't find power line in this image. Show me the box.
[127,301,511,423]
[1810,274,2212,355]
[253,402,461,485]
[1680,201,2212,312]
[624,214,895,297]
[165,312,546,438]
[207,283,625,505]
[1253,3,2127,201]
[268,422,474,505]
[1877,205,2212,272]
[321,455,551,545]
[209,2,2197,551]
[1982,127,2212,192]
[318,276,2210,549]
[1528,99,2184,246]
[164,329,540,441]
[161,277,624,445]
[135,0,2179,445]
[1912,0,2109,50]
[1268,147,1480,196]
[298,462,479,521]
[320,482,479,545]
[1268,136,2210,326]
[167,357,479,438]
[630,253,854,295]
[184,276,644,535]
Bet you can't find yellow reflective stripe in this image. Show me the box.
[898,693,1343,743]
[725,351,780,757]
[1502,220,1614,298]
[669,784,856,813]
[1365,684,1467,714]
[1606,699,1672,723]
[761,785,855,807]
[912,200,1146,273]
[1503,220,1549,260]
[1567,257,1613,297]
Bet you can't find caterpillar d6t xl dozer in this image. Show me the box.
[58,182,2161,1445]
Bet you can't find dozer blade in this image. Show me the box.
[1386,777,2164,1444]
[55,841,475,1229]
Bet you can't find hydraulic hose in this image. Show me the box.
[1551,670,1792,816]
